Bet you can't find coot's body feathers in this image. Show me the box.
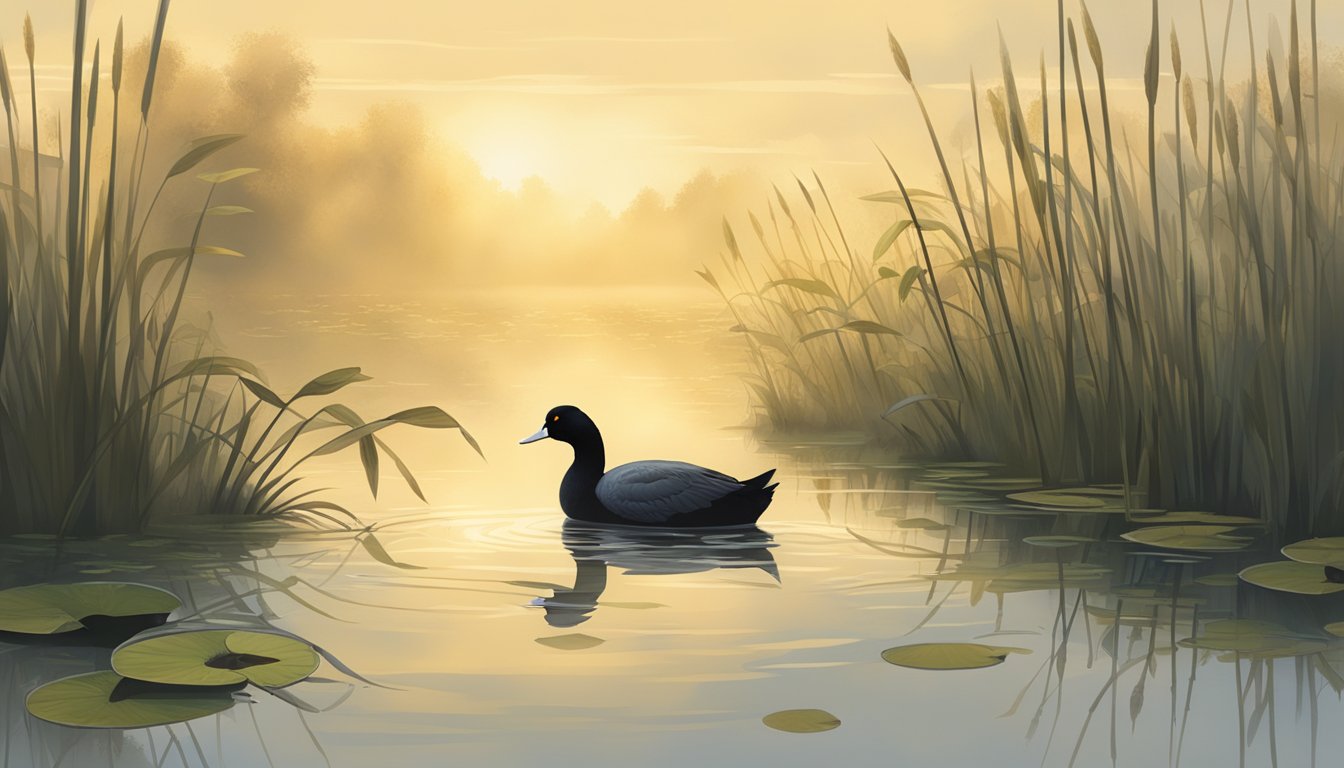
[521,405,777,528]
[597,461,775,526]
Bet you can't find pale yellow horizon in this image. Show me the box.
[9,0,1344,209]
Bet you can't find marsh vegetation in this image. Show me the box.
[0,2,477,535]
[708,0,1344,536]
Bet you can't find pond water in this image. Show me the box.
[3,288,1343,767]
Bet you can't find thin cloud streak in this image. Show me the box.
[315,37,525,52]
[313,75,900,97]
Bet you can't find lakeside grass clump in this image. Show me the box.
[0,1,478,535]
[705,0,1343,537]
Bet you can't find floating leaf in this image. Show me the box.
[113,628,319,688]
[1281,538,1344,565]
[1023,535,1094,549]
[1239,561,1344,595]
[535,633,604,651]
[1130,511,1262,526]
[0,582,179,635]
[894,517,949,531]
[881,642,1027,670]
[26,671,238,729]
[1120,525,1253,552]
[1180,619,1326,657]
[1325,622,1344,638]
[1008,489,1107,509]
[763,708,841,733]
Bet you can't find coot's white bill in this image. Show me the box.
[519,426,550,444]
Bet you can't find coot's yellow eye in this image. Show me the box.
[552,415,560,422]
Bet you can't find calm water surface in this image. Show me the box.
[3,289,1341,766]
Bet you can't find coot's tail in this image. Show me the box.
[742,468,778,492]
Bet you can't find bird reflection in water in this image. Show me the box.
[531,520,779,627]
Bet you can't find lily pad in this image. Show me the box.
[0,582,180,636]
[894,517,949,531]
[1238,561,1344,595]
[762,708,841,733]
[1180,619,1327,658]
[26,671,238,729]
[881,642,1028,670]
[1120,525,1253,552]
[1281,538,1344,565]
[1023,535,1094,549]
[1007,489,1107,509]
[112,629,319,688]
[535,633,604,651]
[1130,511,1262,526]
[1325,622,1344,638]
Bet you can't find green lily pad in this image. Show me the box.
[1281,538,1344,565]
[1120,525,1253,552]
[1007,489,1107,509]
[881,642,1028,670]
[1239,561,1344,595]
[1130,511,1262,525]
[0,582,180,635]
[112,629,319,688]
[762,708,841,733]
[535,633,604,651]
[26,671,238,729]
[1325,622,1344,638]
[894,517,949,531]
[1023,535,1094,548]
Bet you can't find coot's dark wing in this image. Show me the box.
[596,461,745,524]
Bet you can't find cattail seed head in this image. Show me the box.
[1182,76,1197,150]
[22,15,35,64]
[112,19,124,93]
[887,30,912,83]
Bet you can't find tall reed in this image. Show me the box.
[707,0,1343,536]
[0,2,479,535]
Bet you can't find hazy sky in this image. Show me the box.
[14,0,1344,208]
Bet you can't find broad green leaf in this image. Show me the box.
[240,378,286,409]
[841,320,901,336]
[881,642,1028,670]
[898,266,924,301]
[1281,538,1344,565]
[764,278,839,299]
[112,628,319,688]
[168,134,243,178]
[762,709,841,733]
[872,219,913,260]
[205,205,253,217]
[197,167,259,184]
[535,633,604,650]
[26,671,236,729]
[1239,561,1344,595]
[0,582,180,635]
[295,367,371,399]
[1120,525,1253,552]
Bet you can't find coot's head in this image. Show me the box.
[519,405,599,446]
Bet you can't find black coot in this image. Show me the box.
[519,405,777,528]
